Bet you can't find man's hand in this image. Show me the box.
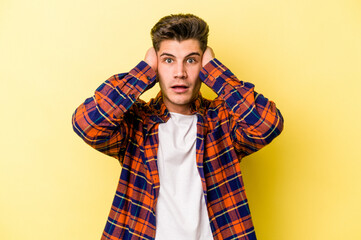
[144,47,158,72]
[202,47,215,67]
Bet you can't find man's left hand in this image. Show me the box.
[202,47,215,67]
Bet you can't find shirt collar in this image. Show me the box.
[151,91,207,122]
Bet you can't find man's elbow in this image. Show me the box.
[264,108,284,144]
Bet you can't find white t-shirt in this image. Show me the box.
[155,112,213,240]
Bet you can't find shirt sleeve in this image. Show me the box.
[200,58,284,158]
[71,61,156,163]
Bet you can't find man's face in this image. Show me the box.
[157,39,203,115]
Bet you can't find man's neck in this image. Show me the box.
[165,104,192,115]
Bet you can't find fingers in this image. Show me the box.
[202,47,215,67]
[144,47,158,71]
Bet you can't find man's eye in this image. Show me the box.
[187,58,196,64]
[165,58,173,63]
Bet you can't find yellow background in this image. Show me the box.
[1,0,360,239]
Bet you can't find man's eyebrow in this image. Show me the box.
[159,53,175,57]
[185,52,201,58]
[159,52,201,58]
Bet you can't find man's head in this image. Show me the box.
[151,13,209,53]
[149,14,210,115]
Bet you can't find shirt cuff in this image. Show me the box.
[128,60,157,88]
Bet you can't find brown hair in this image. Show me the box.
[151,13,209,52]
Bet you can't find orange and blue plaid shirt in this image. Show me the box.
[72,58,284,240]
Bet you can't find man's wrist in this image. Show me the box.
[129,61,157,85]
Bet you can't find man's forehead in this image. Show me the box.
[157,39,202,56]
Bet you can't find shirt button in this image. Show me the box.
[204,74,208,78]
[147,76,151,80]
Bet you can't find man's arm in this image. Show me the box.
[72,49,157,163]
[200,47,284,158]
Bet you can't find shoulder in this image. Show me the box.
[203,96,230,125]
[126,98,152,116]
[203,96,226,112]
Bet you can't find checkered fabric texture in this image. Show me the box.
[72,58,284,240]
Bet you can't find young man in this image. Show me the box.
[72,14,283,240]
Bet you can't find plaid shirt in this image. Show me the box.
[72,58,283,240]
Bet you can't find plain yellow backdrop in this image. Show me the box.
[1,0,360,239]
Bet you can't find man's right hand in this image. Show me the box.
[144,47,158,72]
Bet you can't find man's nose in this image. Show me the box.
[174,63,187,79]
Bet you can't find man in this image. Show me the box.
[72,13,283,240]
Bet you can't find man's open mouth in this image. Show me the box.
[171,85,189,92]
